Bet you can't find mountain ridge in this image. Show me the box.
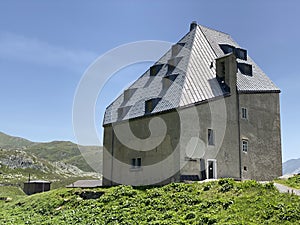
[0,131,102,173]
[283,158,300,175]
[0,131,33,149]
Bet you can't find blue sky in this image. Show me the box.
[0,0,299,162]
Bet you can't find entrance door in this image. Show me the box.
[208,160,216,179]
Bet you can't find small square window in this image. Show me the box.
[242,140,248,152]
[244,166,248,171]
[241,107,248,119]
[208,129,215,146]
[131,157,141,168]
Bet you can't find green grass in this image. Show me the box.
[0,179,299,224]
[0,186,25,198]
[275,175,300,189]
[0,131,33,148]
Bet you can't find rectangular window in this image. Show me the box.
[208,129,215,146]
[131,158,136,168]
[137,158,141,167]
[131,157,141,168]
[241,107,248,119]
[242,140,248,152]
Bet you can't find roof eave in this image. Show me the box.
[103,93,231,127]
[238,90,281,94]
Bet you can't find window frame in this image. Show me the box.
[131,157,142,169]
[208,129,215,146]
[241,107,248,120]
[242,139,248,153]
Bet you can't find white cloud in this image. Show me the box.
[0,32,98,72]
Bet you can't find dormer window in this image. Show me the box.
[220,44,247,60]
[167,57,182,74]
[220,44,235,54]
[145,98,161,114]
[150,64,163,76]
[118,106,131,119]
[162,74,178,89]
[234,48,247,60]
[171,43,185,57]
[238,63,252,76]
[123,88,137,102]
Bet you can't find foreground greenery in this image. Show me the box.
[275,175,300,189]
[0,186,25,201]
[0,179,299,224]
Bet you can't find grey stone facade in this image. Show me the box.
[102,22,282,186]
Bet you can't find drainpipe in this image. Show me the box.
[236,90,242,180]
[110,126,114,186]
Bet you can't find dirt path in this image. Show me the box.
[274,183,300,196]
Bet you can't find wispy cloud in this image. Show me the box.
[0,32,98,72]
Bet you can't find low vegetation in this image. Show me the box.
[0,179,299,224]
[275,175,300,189]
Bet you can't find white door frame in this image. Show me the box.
[207,159,217,179]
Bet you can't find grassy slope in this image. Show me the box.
[275,175,300,189]
[0,131,102,172]
[0,179,299,224]
[0,186,25,198]
[0,131,33,148]
[23,142,102,172]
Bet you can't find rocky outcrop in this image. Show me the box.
[0,149,47,171]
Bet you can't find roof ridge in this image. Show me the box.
[198,24,231,36]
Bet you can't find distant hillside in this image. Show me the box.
[26,141,102,172]
[0,131,102,173]
[0,131,33,148]
[283,158,300,175]
[0,147,101,188]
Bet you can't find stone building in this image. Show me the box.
[102,22,282,186]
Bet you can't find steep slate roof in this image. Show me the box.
[103,24,280,125]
